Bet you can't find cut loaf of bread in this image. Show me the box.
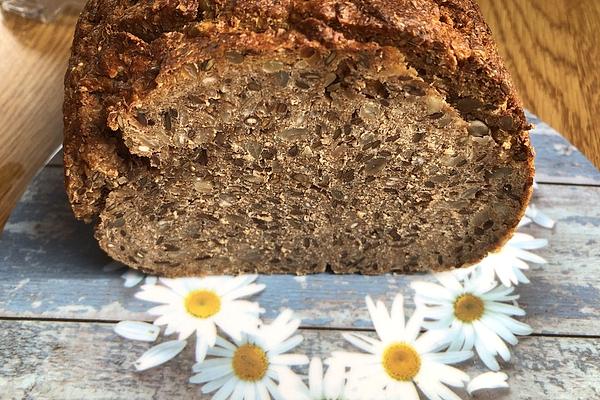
[64,0,534,276]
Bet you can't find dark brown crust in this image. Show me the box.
[64,0,534,275]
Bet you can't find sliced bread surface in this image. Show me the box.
[64,0,534,276]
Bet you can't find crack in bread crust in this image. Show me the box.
[64,0,534,275]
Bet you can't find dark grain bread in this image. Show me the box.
[64,0,534,276]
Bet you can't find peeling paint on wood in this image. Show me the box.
[1,320,599,400]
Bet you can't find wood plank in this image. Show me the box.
[1,320,599,399]
[477,0,600,169]
[0,12,76,229]
[1,168,599,335]
[41,113,600,185]
[527,113,600,186]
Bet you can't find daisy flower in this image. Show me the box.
[412,273,532,371]
[122,269,157,288]
[332,294,473,400]
[474,232,548,287]
[278,357,350,400]
[190,309,309,400]
[467,371,509,394]
[135,275,265,362]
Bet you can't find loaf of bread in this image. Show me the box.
[64,0,534,276]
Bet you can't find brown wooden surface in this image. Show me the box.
[477,0,600,169]
[0,11,75,230]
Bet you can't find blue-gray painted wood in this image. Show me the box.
[1,320,599,399]
[526,112,600,185]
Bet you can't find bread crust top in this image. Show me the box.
[64,0,531,221]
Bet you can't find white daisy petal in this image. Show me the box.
[177,322,197,341]
[481,315,518,345]
[415,377,443,400]
[122,269,145,288]
[217,274,258,296]
[192,358,230,372]
[231,381,246,400]
[422,351,473,365]
[244,381,257,400]
[114,321,159,342]
[411,282,454,301]
[390,294,405,329]
[265,377,287,400]
[194,373,231,393]
[323,359,346,399]
[495,314,533,336]
[343,332,376,353]
[526,204,555,229]
[462,323,476,351]
[517,216,532,227]
[395,381,419,400]
[308,357,324,398]
[435,272,463,294]
[510,237,548,250]
[158,278,192,296]
[365,296,389,342]
[484,301,526,316]
[195,334,209,363]
[269,335,304,356]
[210,377,237,399]
[512,248,547,264]
[256,381,271,400]
[467,371,509,394]
[223,283,266,301]
[474,336,500,371]
[144,275,158,285]
[414,329,453,354]
[134,340,186,371]
[513,268,531,284]
[422,362,469,387]
[404,309,424,342]
[473,321,511,362]
[190,364,232,383]
[135,285,181,304]
[208,346,236,357]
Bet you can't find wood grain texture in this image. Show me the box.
[0,11,75,229]
[1,167,599,335]
[1,320,599,400]
[477,0,600,169]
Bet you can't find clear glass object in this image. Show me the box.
[1,0,85,22]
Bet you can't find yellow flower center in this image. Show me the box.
[454,293,484,322]
[184,290,221,318]
[232,344,269,381]
[382,343,421,381]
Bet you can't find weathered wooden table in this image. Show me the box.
[1,114,599,399]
